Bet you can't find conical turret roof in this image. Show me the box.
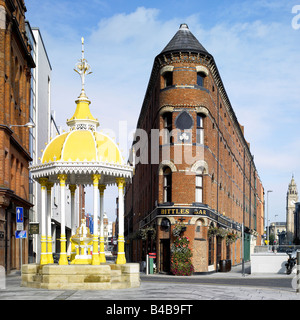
[161,23,209,55]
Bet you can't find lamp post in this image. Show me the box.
[274,214,278,245]
[267,190,273,250]
[9,121,35,129]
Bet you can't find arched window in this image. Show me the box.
[195,168,203,203]
[195,219,202,234]
[197,72,206,87]
[163,167,172,203]
[163,112,172,144]
[196,114,204,144]
[164,71,173,88]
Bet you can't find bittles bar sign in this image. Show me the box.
[157,207,241,231]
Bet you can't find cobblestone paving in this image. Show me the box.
[1,275,300,300]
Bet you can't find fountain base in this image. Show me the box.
[21,263,140,290]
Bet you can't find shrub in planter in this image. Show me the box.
[170,236,194,276]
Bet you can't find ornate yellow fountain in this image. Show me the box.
[22,38,139,290]
[70,218,93,264]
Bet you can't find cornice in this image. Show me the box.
[30,161,134,184]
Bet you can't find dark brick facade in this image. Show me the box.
[0,0,34,273]
[125,24,264,273]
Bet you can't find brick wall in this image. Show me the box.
[125,38,264,273]
[0,0,34,272]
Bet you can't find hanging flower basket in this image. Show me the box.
[208,226,219,238]
[136,226,156,240]
[217,228,228,239]
[172,224,186,237]
[226,232,239,245]
[208,227,227,239]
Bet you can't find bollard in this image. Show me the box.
[146,254,149,275]
[297,251,300,293]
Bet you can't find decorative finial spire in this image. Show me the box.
[74,37,92,99]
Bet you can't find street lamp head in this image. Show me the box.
[9,121,35,129]
[24,121,35,128]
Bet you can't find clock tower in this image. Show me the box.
[286,176,298,244]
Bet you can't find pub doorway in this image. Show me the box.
[159,239,170,273]
[216,236,222,269]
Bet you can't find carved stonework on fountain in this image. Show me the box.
[70,218,93,264]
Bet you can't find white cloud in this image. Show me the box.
[26,3,300,222]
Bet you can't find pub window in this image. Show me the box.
[163,167,172,203]
[164,71,173,88]
[197,72,206,87]
[208,236,214,265]
[226,243,231,260]
[196,114,204,144]
[195,170,203,203]
[195,219,202,234]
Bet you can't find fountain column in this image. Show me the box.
[58,174,68,265]
[69,184,77,261]
[91,174,101,265]
[116,177,126,264]
[99,184,106,263]
[39,178,48,265]
[46,182,54,264]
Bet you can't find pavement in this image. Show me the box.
[0,262,300,301]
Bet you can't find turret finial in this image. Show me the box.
[74,37,92,99]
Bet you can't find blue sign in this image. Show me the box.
[16,207,23,223]
[89,215,94,234]
[15,230,27,239]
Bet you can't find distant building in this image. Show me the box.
[286,176,298,244]
[294,202,300,244]
[25,22,52,263]
[269,222,286,245]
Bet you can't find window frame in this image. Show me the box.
[163,112,172,144]
[195,170,203,203]
[163,167,172,203]
[164,71,173,88]
[208,236,214,265]
[196,114,204,145]
[197,71,206,87]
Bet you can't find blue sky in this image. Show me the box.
[26,0,300,224]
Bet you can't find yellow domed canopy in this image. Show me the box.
[42,130,123,164]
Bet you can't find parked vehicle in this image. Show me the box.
[285,250,297,274]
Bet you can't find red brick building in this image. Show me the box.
[125,24,264,273]
[0,0,34,273]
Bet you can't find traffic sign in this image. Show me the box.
[16,207,23,223]
[15,230,27,239]
[17,222,24,231]
[29,223,39,235]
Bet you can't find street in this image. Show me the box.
[0,262,299,301]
